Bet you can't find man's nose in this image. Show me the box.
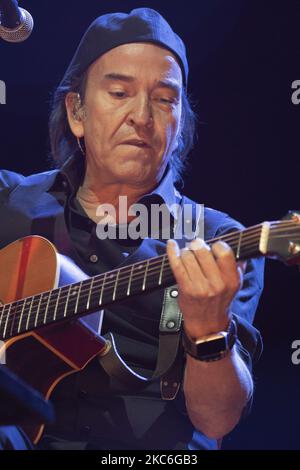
[127,94,153,129]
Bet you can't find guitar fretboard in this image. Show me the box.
[0,220,279,340]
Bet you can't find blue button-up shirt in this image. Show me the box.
[0,153,264,450]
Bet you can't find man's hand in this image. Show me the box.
[167,238,243,339]
[167,238,253,438]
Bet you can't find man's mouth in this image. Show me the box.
[121,139,151,148]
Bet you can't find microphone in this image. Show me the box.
[0,0,33,42]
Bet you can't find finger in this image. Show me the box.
[167,239,191,285]
[180,245,207,285]
[188,238,222,282]
[211,241,240,291]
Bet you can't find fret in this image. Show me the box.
[45,289,58,324]
[67,284,79,316]
[112,269,120,302]
[53,288,62,321]
[9,304,16,337]
[259,222,270,254]
[63,286,72,318]
[127,265,134,296]
[236,231,243,260]
[17,299,27,334]
[158,255,166,286]
[2,306,9,338]
[74,282,83,314]
[2,303,12,339]
[53,287,71,321]
[111,267,129,299]
[86,278,94,310]
[25,296,35,331]
[102,272,117,304]
[129,262,145,294]
[43,291,52,325]
[99,273,107,306]
[142,259,150,291]
[0,304,6,333]
[34,293,44,328]
[3,301,15,338]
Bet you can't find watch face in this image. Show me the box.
[196,335,227,356]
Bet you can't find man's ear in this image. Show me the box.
[65,92,85,138]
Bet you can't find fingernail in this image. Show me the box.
[188,238,208,250]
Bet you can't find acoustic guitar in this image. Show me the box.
[0,211,299,443]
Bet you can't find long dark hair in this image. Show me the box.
[49,68,197,182]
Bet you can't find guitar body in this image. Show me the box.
[0,236,107,444]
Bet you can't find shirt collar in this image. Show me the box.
[50,153,182,220]
[138,165,182,220]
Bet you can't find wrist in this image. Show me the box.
[182,318,237,362]
[183,317,232,340]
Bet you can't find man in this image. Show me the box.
[0,8,263,450]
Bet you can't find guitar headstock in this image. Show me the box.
[266,211,300,265]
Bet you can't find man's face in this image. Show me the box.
[69,43,182,188]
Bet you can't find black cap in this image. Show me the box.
[60,8,188,89]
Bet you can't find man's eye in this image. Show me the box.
[158,98,175,105]
[109,91,126,98]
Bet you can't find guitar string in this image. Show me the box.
[0,242,260,335]
[0,222,299,334]
[0,241,296,339]
[8,220,300,310]
[0,238,275,337]
[0,225,264,306]
[0,228,263,316]
[0,223,298,330]
[2,217,297,316]
[0,222,298,329]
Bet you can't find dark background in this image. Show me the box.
[1,0,300,449]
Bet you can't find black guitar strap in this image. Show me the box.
[99,285,183,399]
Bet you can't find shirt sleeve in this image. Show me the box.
[213,213,264,419]
[0,170,25,203]
[214,213,264,371]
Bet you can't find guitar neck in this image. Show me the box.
[0,220,280,340]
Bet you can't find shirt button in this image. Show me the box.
[89,254,98,263]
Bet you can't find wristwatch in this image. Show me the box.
[182,318,237,362]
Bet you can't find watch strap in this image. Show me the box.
[182,318,237,362]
